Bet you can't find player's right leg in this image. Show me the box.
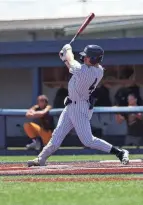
[72,112,129,165]
[27,108,73,167]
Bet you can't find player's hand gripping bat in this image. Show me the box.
[69,12,95,44]
[59,13,95,60]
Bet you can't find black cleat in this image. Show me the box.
[117,149,129,165]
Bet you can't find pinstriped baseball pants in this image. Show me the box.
[38,102,112,162]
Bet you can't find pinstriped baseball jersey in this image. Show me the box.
[38,60,113,163]
[68,60,104,101]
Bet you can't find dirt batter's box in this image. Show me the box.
[0,159,142,176]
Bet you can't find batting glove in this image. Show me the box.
[62,44,72,52]
[59,50,66,62]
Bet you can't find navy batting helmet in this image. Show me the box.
[79,45,104,65]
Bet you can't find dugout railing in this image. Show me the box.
[0,107,143,150]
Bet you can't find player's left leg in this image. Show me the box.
[72,112,129,165]
[27,108,73,167]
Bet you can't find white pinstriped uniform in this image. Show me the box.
[38,60,112,162]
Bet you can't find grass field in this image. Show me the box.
[0,155,143,205]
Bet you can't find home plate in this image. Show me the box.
[99,159,142,163]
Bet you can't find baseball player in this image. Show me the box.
[28,44,129,167]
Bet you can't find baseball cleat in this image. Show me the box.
[117,149,129,165]
[27,158,40,167]
[27,158,46,167]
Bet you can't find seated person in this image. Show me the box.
[115,94,143,148]
[24,95,54,150]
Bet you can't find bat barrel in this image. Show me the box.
[69,12,95,45]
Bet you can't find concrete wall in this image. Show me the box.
[0,27,143,42]
[0,30,55,42]
[0,31,33,42]
[0,68,61,109]
[0,68,32,138]
[79,28,143,39]
[0,69,32,109]
[0,68,60,137]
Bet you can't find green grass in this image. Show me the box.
[0,179,143,205]
[0,155,143,205]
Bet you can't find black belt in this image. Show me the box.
[64,97,76,106]
[64,97,92,110]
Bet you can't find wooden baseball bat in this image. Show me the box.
[69,12,95,44]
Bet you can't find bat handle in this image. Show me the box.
[69,39,73,45]
[69,36,76,45]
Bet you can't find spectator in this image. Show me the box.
[115,84,142,106]
[128,84,142,105]
[115,94,143,148]
[24,95,54,150]
[114,87,129,106]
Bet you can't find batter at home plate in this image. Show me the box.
[28,43,129,167]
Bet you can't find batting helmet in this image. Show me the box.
[79,45,104,65]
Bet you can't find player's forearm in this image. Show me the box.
[59,44,75,67]
[65,50,74,64]
[64,51,75,69]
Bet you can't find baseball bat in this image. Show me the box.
[69,12,95,44]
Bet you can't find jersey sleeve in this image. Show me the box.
[69,60,82,74]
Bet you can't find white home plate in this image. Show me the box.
[99,159,142,163]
